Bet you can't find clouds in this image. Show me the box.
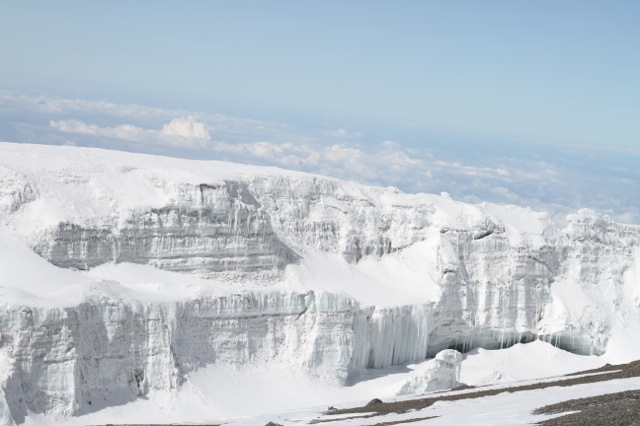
[162,117,210,140]
[50,116,210,148]
[207,137,572,213]
[213,140,368,175]
[50,119,149,142]
[2,93,639,225]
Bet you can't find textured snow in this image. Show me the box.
[0,142,639,424]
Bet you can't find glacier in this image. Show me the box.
[0,142,638,424]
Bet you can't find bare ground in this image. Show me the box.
[534,388,640,425]
[91,361,640,426]
[318,361,640,422]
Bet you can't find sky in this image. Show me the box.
[0,1,639,224]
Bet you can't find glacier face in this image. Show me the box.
[0,290,432,422]
[0,142,638,423]
[31,182,298,278]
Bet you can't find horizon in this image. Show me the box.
[1,92,638,225]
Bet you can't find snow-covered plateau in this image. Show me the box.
[0,142,639,425]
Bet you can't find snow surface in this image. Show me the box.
[17,340,624,426]
[460,340,606,386]
[0,142,639,425]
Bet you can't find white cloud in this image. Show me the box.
[23,95,177,120]
[325,144,362,162]
[251,142,280,158]
[112,124,146,140]
[304,151,322,166]
[50,119,101,135]
[378,141,422,171]
[214,141,292,159]
[162,117,210,140]
[490,186,519,201]
[50,119,150,142]
[7,94,290,142]
[210,140,376,179]
[50,117,210,148]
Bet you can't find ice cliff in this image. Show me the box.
[0,289,433,422]
[0,142,638,423]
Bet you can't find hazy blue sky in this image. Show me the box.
[1,1,638,223]
[2,1,639,148]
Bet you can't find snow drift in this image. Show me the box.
[0,142,638,424]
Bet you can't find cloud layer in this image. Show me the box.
[50,116,210,148]
[2,93,638,225]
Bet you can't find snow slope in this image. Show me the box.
[18,341,615,426]
[15,341,608,426]
[0,142,639,424]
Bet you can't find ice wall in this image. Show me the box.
[3,161,640,359]
[248,177,435,262]
[32,182,298,278]
[0,144,639,423]
[249,176,640,356]
[0,290,432,422]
